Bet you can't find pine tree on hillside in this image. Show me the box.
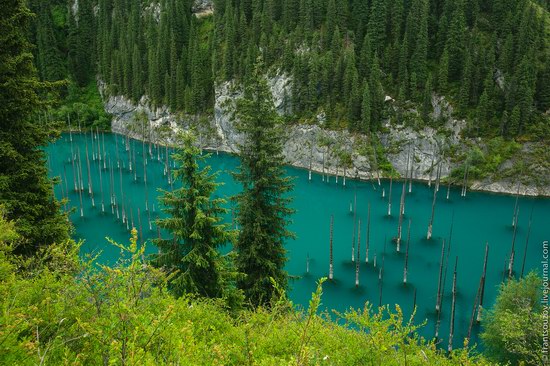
[409,0,429,86]
[536,61,550,112]
[369,54,385,131]
[34,2,65,82]
[421,74,433,123]
[232,58,295,307]
[28,0,550,139]
[438,48,449,90]
[368,0,387,57]
[153,133,236,299]
[361,82,372,132]
[445,0,467,82]
[67,0,95,86]
[0,0,69,255]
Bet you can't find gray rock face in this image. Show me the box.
[268,73,292,115]
[193,0,213,11]
[213,81,243,153]
[192,0,213,16]
[102,77,549,197]
[470,181,550,197]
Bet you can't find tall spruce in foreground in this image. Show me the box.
[233,59,295,307]
[153,133,237,299]
[0,0,69,255]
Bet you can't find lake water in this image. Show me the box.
[46,132,550,351]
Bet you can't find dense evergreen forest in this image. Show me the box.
[31,0,549,139]
[0,0,547,363]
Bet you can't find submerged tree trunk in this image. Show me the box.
[329,215,334,280]
[448,257,458,353]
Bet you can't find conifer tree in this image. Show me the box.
[67,0,95,86]
[368,0,387,56]
[176,61,185,110]
[515,55,536,134]
[536,62,550,112]
[169,38,178,110]
[34,3,65,82]
[410,0,429,85]
[324,0,336,49]
[223,1,236,80]
[361,83,372,132]
[0,0,69,255]
[446,0,467,81]
[348,73,361,129]
[369,54,385,131]
[438,49,449,93]
[131,45,142,101]
[154,133,236,298]
[398,37,409,97]
[508,105,521,136]
[477,90,491,128]
[359,33,373,79]
[421,75,433,123]
[232,59,295,307]
[459,49,473,112]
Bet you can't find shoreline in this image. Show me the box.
[58,129,550,199]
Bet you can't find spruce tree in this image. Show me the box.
[367,0,387,57]
[361,82,372,132]
[34,3,65,82]
[438,49,449,93]
[232,59,295,307]
[536,62,550,112]
[508,106,521,136]
[477,90,491,129]
[153,133,236,298]
[410,0,429,85]
[324,0,336,49]
[369,54,384,131]
[131,45,142,101]
[0,0,69,255]
[445,0,467,81]
[359,33,373,79]
[348,72,361,129]
[515,55,536,134]
[459,49,473,112]
[398,37,409,98]
[421,74,433,123]
[67,0,95,86]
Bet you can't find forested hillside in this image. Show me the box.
[1,1,547,363]
[31,0,549,140]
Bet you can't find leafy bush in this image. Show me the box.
[481,273,543,365]
[51,81,112,131]
[0,215,494,365]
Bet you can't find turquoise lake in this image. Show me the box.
[46,132,550,351]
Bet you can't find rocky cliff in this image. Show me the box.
[102,77,550,197]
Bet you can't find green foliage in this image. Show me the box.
[481,272,544,365]
[51,81,112,131]
[450,138,521,181]
[67,0,95,87]
[153,132,240,304]
[0,0,70,255]
[232,59,295,307]
[0,221,494,365]
[361,82,372,132]
[28,0,549,139]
